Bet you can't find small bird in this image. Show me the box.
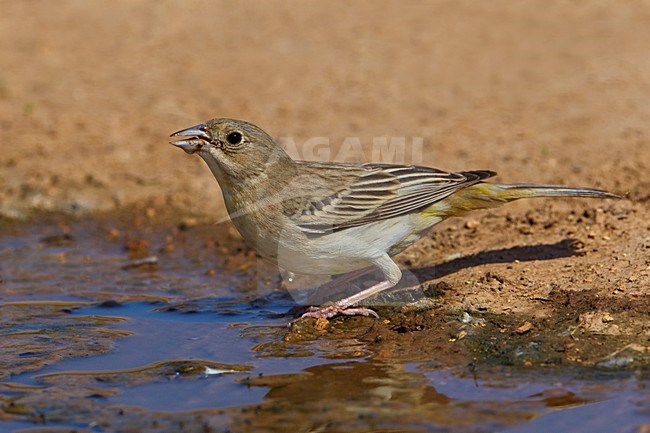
[170,118,619,319]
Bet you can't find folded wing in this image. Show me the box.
[292,163,496,235]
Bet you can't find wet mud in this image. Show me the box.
[0,210,648,432]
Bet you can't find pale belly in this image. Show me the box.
[257,213,443,276]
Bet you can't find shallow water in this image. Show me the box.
[0,218,648,432]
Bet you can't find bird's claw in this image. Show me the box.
[300,304,379,320]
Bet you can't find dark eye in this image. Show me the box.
[226,131,243,145]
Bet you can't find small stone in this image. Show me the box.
[97,300,122,308]
[515,321,533,334]
[444,252,462,262]
[601,313,614,323]
[41,233,74,246]
[178,217,198,230]
[122,256,158,270]
[465,219,480,229]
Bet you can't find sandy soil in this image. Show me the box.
[0,1,648,367]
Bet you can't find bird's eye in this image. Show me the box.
[226,131,243,145]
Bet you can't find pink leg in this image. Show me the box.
[319,266,375,290]
[302,266,376,305]
[301,254,402,320]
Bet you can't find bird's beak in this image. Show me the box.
[169,123,211,154]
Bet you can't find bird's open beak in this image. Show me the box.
[169,123,211,154]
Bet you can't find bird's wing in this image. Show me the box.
[291,163,496,235]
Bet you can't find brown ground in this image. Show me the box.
[1,1,648,369]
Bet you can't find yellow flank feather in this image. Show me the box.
[422,183,525,218]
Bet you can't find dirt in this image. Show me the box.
[0,0,648,412]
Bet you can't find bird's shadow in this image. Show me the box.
[409,238,583,283]
[286,239,583,312]
[303,238,584,306]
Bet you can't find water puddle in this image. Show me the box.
[1,217,648,432]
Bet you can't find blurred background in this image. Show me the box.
[1,0,648,219]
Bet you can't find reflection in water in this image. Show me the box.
[4,299,646,432]
[231,360,604,433]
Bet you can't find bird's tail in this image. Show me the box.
[427,182,620,218]
[494,183,621,200]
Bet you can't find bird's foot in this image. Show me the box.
[300,303,379,320]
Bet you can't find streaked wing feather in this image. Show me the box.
[293,169,400,232]
[293,163,496,234]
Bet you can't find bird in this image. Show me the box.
[170,118,619,319]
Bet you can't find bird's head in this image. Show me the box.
[170,118,292,184]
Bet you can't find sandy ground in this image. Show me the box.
[0,1,648,367]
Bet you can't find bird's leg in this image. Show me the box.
[301,279,396,319]
[303,265,376,305]
[321,266,375,290]
[301,255,402,320]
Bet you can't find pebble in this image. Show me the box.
[465,220,480,229]
[515,321,533,334]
